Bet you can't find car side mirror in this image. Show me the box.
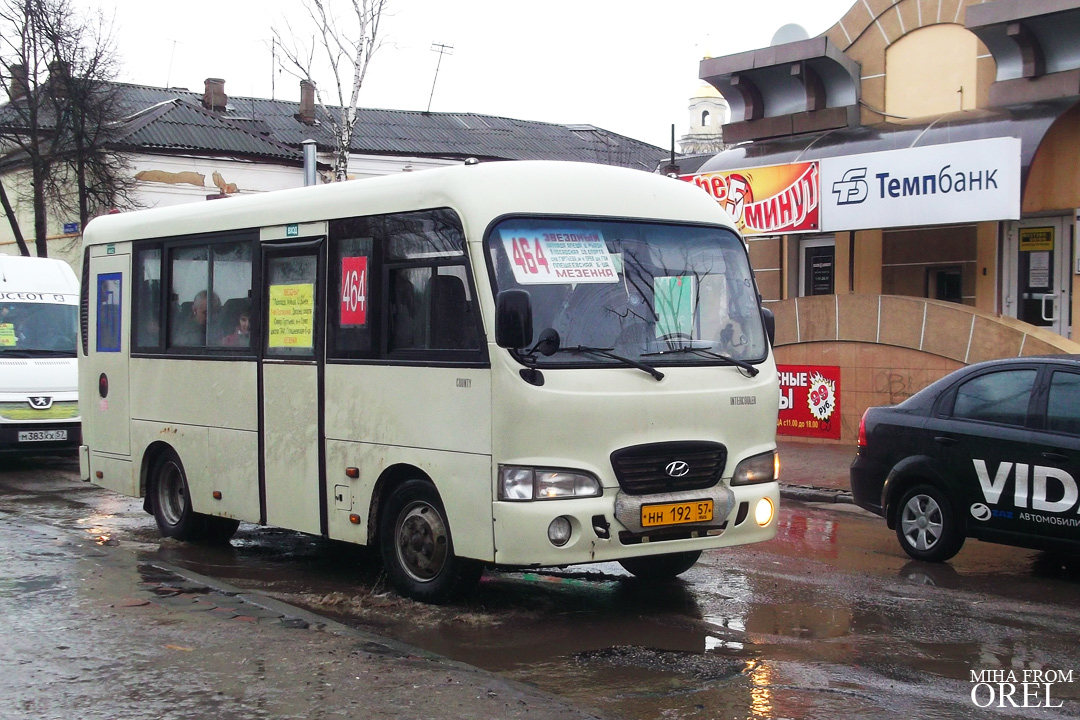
[761,306,775,346]
[495,289,533,349]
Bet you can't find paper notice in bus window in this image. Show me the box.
[340,256,368,326]
[268,283,315,348]
[0,323,14,346]
[654,276,695,338]
[500,229,618,284]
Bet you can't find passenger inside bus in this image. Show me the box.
[172,290,220,346]
[220,301,251,347]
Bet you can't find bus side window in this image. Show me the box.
[430,270,476,350]
[389,269,423,351]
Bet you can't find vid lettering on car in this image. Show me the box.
[970,460,1080,528]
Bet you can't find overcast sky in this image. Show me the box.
[90,0,855,149]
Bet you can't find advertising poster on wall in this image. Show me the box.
[778,364,841,439]
[681,162,820,236]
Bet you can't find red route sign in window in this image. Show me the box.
[340,256,367,326]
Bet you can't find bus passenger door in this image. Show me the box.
[86,249,131,458]
[259,234,326,536]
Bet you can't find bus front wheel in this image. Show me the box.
[379,479,481,603]
[619,550,702,580]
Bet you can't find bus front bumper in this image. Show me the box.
[491,481,779,567]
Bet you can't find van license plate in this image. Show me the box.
[18,430,68,442]
[641,499,713,527]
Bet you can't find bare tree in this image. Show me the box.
[0,0,130,257]
[274,0,387,182]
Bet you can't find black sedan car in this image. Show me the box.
[851,355,1080,562]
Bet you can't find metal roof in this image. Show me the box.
[104,82,666,170]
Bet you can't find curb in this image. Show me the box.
[779,484,853,504]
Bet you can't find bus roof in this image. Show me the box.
[83,161,738,247]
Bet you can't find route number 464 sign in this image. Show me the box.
[340,256,368,326]
[500,229,619,284]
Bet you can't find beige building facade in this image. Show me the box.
[690,0,1080,443]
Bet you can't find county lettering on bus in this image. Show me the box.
[79,160,780,603]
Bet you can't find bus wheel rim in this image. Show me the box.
[158,461,187,526]
[394,502,448,583]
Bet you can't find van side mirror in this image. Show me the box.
[495,289,533,349]
[761,306,775,346]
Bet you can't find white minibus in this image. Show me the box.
[79,160,780,602]
[0,254,81,458]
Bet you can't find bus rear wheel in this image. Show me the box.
[379,479,481,603]
[149,448,237,544]
[619,550,702,580]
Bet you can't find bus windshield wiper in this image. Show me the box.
[556,346,665,381]
[642,345,759,377]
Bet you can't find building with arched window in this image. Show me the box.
[680,0,1080,443]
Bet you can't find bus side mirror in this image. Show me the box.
[495,289,533,349]
[761,306,775,346]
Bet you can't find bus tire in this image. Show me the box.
[149,448,200,541]
[379,478,481,603]
[618,550,701,580]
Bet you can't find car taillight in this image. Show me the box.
[857,410,868,447]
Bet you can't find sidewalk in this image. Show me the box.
[776,438,856,504]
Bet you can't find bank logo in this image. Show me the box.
[832,167,868,205]
[28,396,53,410]
[665,461,690,478]
[970,503,991,522]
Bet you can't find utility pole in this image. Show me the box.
[427,42,453,113]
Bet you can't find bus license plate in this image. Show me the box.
[18,429,68,442]
[641,499,713,528]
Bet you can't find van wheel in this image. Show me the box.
[619,550,702,580]
[895,484,965,562]
[379,479,481,603]
[150,449,199,541]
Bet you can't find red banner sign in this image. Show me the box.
[777,364,841,439]
[682,162,820,236]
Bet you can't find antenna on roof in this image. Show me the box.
[427,42,453,113]
[165,39,178,89]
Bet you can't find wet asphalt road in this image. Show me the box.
[2,456,1079,720]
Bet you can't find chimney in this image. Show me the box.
[48,60,70,98]
[203,77,228,112]
[7,64,28,101]
[297,79,317,125]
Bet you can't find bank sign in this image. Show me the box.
[819,137,1021,231]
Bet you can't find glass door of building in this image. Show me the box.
[1003,217,1072,338]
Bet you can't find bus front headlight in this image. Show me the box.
[498,466,602,501]
[731,450,778,486]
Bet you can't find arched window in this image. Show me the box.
[701,110,711,127]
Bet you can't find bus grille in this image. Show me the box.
[610,441,727,495]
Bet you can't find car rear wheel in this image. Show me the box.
[894,484,964,562]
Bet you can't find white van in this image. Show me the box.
[0,254,81,458]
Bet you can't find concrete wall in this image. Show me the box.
[772,294,1080,444]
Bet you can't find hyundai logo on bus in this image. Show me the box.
[665,460,690,478]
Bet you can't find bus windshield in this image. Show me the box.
[487,218,767,367]
[0,301,78,356]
